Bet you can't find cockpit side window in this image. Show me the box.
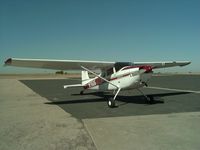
[114,62,133,72]
[101,67,114,77]
[106,67,113,76]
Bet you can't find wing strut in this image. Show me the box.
[81,66,120,108]
[81,66,119,89]
[113,88,121,100]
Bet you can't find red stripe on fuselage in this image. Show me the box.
[122,66,137,70]
[122,65,153,73]
[84,73,132,89]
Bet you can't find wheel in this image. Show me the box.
[146,95,154,104]
[80,91,84,95]
[107,98,115,108]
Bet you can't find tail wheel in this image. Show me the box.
[107,98,115,108]
[146,95,154,104]
[80,91,84,95]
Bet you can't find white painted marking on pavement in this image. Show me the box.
[145,86,200,94]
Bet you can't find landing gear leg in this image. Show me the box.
[137,89,154,104]
[107,88,121,108]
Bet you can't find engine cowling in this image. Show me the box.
[139,65,153,85]
[139,65,153,73]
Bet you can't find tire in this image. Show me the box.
[107,98,115,108]
[80,91,84,95]
[147,95,154,104]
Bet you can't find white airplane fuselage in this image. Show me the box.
[84,67,152,91]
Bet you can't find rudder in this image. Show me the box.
[81,71,90,85]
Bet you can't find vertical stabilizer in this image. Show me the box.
[81,71,90,85]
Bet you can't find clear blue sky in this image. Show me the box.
[1,0,200,73]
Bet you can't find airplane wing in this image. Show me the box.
[133,61,191,69]
[4,58,190,70]
[4,58,115,70]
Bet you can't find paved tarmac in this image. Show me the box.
[0,79,96,150]
[20,75,200,119]
[19,75,200,150]
[1,75,200,150]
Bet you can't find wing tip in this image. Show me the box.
[4,58,12,65]
[180,61,191,66]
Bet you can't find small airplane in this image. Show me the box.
[4,58,190,108]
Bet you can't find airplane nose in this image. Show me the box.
[139,65,152,73]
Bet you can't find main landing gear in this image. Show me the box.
[107,88,121,108]
[137,89,154,104]
[107,98,116,108]
[80,90,84,95]
[80,65,120,108]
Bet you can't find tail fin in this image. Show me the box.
[81,71,90,85]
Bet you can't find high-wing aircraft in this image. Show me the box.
[4,58,190,108]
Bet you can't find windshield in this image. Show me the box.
[114,62,133,72]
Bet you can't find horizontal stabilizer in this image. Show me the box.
[63,84,83,89]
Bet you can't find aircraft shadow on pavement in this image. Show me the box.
[48,91,187,105]
[20,79,199,119]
